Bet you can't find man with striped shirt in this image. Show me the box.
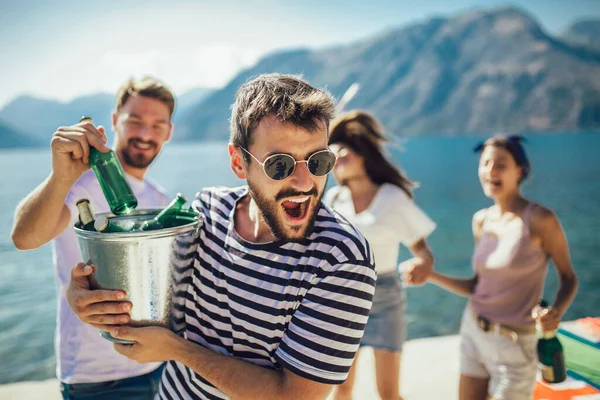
[67,73,376,400]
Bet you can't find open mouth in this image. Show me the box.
[281,196,310,221]
[485,179,502,189]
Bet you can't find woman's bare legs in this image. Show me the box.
[373,348,403,400]
[459,374,489,400]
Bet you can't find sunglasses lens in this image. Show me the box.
[308,151,337,177]
[264,154,296,180]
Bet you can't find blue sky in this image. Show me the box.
[0,0,598,108]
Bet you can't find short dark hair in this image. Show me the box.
[230,74,335,162]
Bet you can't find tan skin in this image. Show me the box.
[11,94,173,250]
[427,146,578,400]
[328,144,434,400]
[66,115,335,400]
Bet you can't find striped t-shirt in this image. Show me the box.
[159,186,376,400]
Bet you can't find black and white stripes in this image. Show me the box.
[160,186,376,400]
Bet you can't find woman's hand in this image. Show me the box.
[532,305,562,331]
[400,257,433,286]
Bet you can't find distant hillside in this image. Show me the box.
[0,87,215,146]
[174,88,216,123]
[0,120,41,148]
[561,20,600,50]
[177,7,600,141]
[2,7,600,147]
[0,93,115,143]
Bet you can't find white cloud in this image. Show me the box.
[99,44,261,95]
[0,44,262,108]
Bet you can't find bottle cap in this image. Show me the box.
[76,198,91,206]
[94,216,109,232]
[176,193,188,202]
[80,116,93,123]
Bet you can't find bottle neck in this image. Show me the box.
[541,330,557,339]
[77,204,95,225]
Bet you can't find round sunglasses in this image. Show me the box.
[239,147,337,181]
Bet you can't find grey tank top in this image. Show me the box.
[471,203,549,327]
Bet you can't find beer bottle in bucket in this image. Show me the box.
[94,216,129,233]
[76,199,96,231]
[537,299,567,383]
[80,116,138,215]
[140,193,188,230]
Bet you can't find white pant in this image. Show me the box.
[460,306,538,400]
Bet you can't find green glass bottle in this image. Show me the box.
[140,193,188,231]
[537,300,567,383]
[76,198,96,231]
[94,216,129,233]
[80,116,138,215]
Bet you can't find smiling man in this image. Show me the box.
[11,77,175,399]
[67,74,376,400]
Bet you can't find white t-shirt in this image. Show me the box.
[324,183,436,275]
[53,169,170,384]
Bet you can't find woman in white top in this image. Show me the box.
[324,111,436,400]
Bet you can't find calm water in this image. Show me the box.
[0,133,599,383]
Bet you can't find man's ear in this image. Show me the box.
[228,143,247,180]
[165,122,174,143]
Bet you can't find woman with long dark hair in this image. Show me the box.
[427,135,578,399]
[325,111,436,400]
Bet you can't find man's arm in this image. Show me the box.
[12,176,74,250]
[111,326,332,400]
[11,121,109,250]
[66,261,333,399]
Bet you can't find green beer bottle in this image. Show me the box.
[140,193,188,231]
[80,116,138,215]
[537,300,567,383]
[76,198,96,231]
[94,216,129,233]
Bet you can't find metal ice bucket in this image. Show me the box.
[74,209,200,344]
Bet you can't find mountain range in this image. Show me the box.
[176,7,600,141]
[0,88,214,148]
[1,7,599,148]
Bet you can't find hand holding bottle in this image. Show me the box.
[534,299,567,383]
[532,303,562,331]
[50,117,110,184]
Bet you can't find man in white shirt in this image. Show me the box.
[11,76,175,399]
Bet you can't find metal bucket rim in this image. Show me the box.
[74,208,201,241]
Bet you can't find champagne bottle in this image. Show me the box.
[537,300,567,383]
[140,193,188,231]
[80,116,138,215]
[94,216,129,233]
[76,199,96,231]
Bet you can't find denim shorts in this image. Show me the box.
[60,364,164,400]
[360,273,407,352]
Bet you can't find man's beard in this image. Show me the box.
[119,139,158,169]
[247,181,324,241]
